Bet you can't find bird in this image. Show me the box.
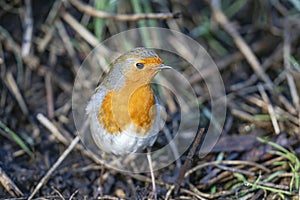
[86,47,171,198]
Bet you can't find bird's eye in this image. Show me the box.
[136,63,144,69]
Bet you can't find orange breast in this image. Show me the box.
[98,84,156,135]
[128,85,156,130]
[97,92,121,134]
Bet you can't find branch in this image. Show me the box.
[174,128,205,195]
[69,0,180,21]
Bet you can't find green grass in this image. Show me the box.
[0,120,33,157]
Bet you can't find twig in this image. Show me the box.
[21,0,33,57]
[258,84,281,134]
[0,166,24,197]
[28,136,80,200]
[215,165,255,176]
[174,128,205,195]
[69,0,180,21]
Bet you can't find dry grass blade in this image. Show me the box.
[45,72,54,119]
[4,72,28,115]
[28,136,80,200]
[230,108,256,122]
[180,188,206,200]
[37,0,63,52]
[97,195,120,200]
[215,165,255,176]
[246,95,299,126]
[52,186,65,200]
[37,27,55,53]
[0,166,24,197]
[185,160,270,178]
[61,11,99,47]
[36,113,107,167]
[0,25,23,83]
[21,0,33,57]
[55,19,80,73]
[258,84,281,134]
[36,113,69,145]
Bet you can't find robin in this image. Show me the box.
[86,47,171,198]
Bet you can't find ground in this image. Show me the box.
[0,0,299,199]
